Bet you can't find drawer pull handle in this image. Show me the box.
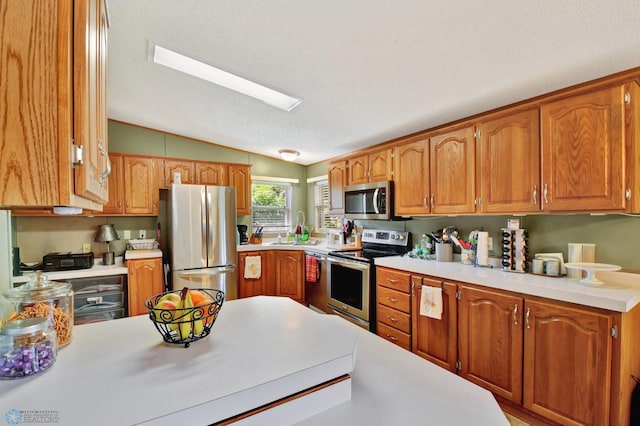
[387,297,398,303]
[388,316,398,323]
[386,278,398,283]
[386,334,398,342]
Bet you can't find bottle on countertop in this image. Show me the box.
[420,234,433,255]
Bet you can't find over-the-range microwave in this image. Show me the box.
[344,181,393,220]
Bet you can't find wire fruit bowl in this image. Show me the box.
[145,288,224,348]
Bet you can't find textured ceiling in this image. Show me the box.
[107,1,640,165]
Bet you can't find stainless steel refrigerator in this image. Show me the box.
[168,184,238,300]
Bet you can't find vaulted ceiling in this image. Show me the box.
[107,1,640,165]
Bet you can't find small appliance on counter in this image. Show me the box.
[42,252,94,272]
[237,225,249,245]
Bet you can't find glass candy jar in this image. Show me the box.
[0,317,57,379]
[2,273,73,347]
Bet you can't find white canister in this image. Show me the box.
[532,258,544,275]
[544,259,560,276]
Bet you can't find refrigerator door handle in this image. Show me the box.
[176,266,237,277]
[201,190,207,261]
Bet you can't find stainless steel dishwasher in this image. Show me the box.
[304,251,330,313]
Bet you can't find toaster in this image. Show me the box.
[43,252,94,272]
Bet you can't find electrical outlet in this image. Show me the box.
[82,243,91,253]
[123,230,131,240]
[139,229,146,239]
[488,237,493,251]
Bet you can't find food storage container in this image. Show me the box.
[0,317,57,379]
[1,273,73,347]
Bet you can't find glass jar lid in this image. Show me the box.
[3,272,72,303]
[1,317,49,335]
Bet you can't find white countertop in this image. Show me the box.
[12,261,128,285]
[0,297,358,426]
[124,248,163,260]
[375,256,640,312]
[237,238,357,255]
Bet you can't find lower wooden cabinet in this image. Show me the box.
[127,257,164,316]
[376,267,411,350]
[411,275,458,373]
[238,250,303,303]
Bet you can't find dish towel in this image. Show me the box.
[420,285,443,320]
[305,255,319,283]
[244,256,261,279]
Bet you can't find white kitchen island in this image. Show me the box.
[0,297,508,425]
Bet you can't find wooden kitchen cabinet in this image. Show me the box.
[541,85,625,212]
[376,267,412,350]
[328,161,346,214]
[347,148,393,185]
[523,299,612,426]
[164,159,195,186]
[0,0,109,210]
[411,275,458,373]
[102,153,125,215]
[238,251,276,298]
[123,155,159,215]
[393,135,430,216]
[275,251,304,303]
[458,285,524,404]
[477,108,541,213]
[195,162,227,185]
[429,124,476,214]
[127,257,164,316]
[229,164,251,215]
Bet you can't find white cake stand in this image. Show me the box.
[564,263,621,286]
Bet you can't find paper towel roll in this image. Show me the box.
[477,231,489,266]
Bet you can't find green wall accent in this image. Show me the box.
[108,121,165,155]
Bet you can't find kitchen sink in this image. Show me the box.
[266,239,318,246]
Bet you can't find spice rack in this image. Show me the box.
[501,228,528,273]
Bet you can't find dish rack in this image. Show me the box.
[127,239,159,250]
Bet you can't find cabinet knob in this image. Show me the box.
[388,316,399,323]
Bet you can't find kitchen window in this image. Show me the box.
[313,179,340,231]
[251,181,292,232]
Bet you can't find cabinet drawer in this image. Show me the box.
[377,304,410,333]
[377,322,411,350]
[74,291,124,311]
[378,286,411,313]
[377,268,411,292]
[71,275,125,295]
[75,308,125,325]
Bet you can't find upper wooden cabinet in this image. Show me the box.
[0,0,108,209]
[430,124,476,214]
[328,161,346,214]
[347,148,393,185]
[229,164,251,216]
[123,156,159,215]
[541,85,626,212]
[164,160,195,186]
[196,162,227,185]
[476,108,541,213]
[393,136,430,216]
[102,153,125,215]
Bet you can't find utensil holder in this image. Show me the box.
[436,243,453,262]
[460,248,475,265]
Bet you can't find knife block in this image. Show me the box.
[249,234,262,244]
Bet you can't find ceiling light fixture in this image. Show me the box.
[279,149,300,162]
[153,45,302,111]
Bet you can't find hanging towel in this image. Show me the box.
[305,255,319,283]
[244,256,261,279]
[420,285,443,320]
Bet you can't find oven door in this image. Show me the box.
[326,255,370,329]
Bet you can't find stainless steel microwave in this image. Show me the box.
[344,181,392,220]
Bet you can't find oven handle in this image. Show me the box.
[327,255,370,270]
[328,304,370,327]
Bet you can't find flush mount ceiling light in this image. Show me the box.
[153,45,301,111]
[279,149,300,162]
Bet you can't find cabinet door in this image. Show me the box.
[128,258,164,316]
[238,252,267,298]
[393,137,430,216]
[430,125,476,214]
[458,285,523,403]
[275,251,304,303]
[73,0,109,204]
[102,153,124,214]
[124,156,158,215]
[523,300,612,425]
[328,161,346,214]
[541,85,625,211]
[229,164,251,215]
[478,108,541,213]
[195,162,227,185]
[348,155,368,185]
[165,160,195,185]
[411,276,458,373]
[368,149,393,182]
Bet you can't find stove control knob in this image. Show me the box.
[397,235,405,240]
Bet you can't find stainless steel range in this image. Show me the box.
[327,229,411,332]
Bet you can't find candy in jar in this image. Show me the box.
[0,317,57,379]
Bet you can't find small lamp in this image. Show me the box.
[95,224,119,265]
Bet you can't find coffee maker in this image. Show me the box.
[237,225,249,245]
